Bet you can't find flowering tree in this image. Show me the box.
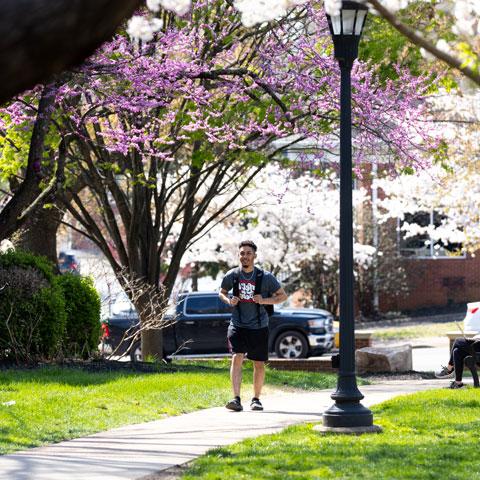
[237,1,480,86]
[0,0,447,248]
[374,161,478,257]
[1,1,441,356]
[184,167,373,273]
[1,0,478,104]
[371,89,480,256]
[135,1,479,87]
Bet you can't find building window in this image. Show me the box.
[399,211,465,259]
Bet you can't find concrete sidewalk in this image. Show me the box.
[0,379,453,480]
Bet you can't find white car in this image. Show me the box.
[464,302,480,333]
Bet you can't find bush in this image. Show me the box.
[0,250,66,362]
[57,274,101,358]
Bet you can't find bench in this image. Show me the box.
[446,331,478,351]
[334,330,373,349]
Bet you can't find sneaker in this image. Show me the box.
[447,381,464,389]
[226,397,243,412]
[435,365,454,379]
[250,397,263,411]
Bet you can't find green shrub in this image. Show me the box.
[0,250,66,362]
[57,274,101,358]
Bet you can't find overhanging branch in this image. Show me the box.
[367,0,480,86]
[0,0,141,103]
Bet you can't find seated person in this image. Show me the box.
[435,336,480,389]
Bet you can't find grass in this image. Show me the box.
[181,359,360,391]
[0,361,340,455]
[373,321,460,342]
[182,388,480,479]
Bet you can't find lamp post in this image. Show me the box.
[322,1,375,430]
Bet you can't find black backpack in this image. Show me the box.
[232,267,274,326]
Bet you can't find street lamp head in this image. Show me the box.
[326,1,368,66]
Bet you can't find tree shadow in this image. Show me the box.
[0,362,228,387]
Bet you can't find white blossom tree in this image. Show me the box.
[374,90,480,255]
[183,165,372,269]
[182,164,387,314]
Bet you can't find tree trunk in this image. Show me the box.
[141,328,164,362]
[11,207,63,264]
[191,262,199,292]
[130,288,165,362]
[0,83,57,242]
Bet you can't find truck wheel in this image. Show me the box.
[130,342,142,363]
[274,331,308,359]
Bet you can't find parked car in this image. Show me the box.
[58,252,80,274]
[464,302,480,332]
[101,291,334,362]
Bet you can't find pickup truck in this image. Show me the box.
[103,291,335,361]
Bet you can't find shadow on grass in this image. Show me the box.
[0,359,339,390]
[0,362,229,387]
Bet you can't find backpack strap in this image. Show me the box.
[232,268,242,323]
[254,268,263,295]
[232,268,240,298]
[254,268,264,326]
[254,268,275,320]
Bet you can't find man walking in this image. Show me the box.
[219,240,287,412]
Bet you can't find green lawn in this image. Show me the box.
[183,388,480,479]
[373,321,459,342]
[0,361,339,455]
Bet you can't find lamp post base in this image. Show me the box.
[314,424,382,435]
[322,401,374,428]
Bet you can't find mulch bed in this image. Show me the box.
[0,358,207,374]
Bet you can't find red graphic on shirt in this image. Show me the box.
[239,279,255,302]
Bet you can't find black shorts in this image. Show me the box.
[227,325,269,362]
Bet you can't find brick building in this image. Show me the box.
[380,255,480,312]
